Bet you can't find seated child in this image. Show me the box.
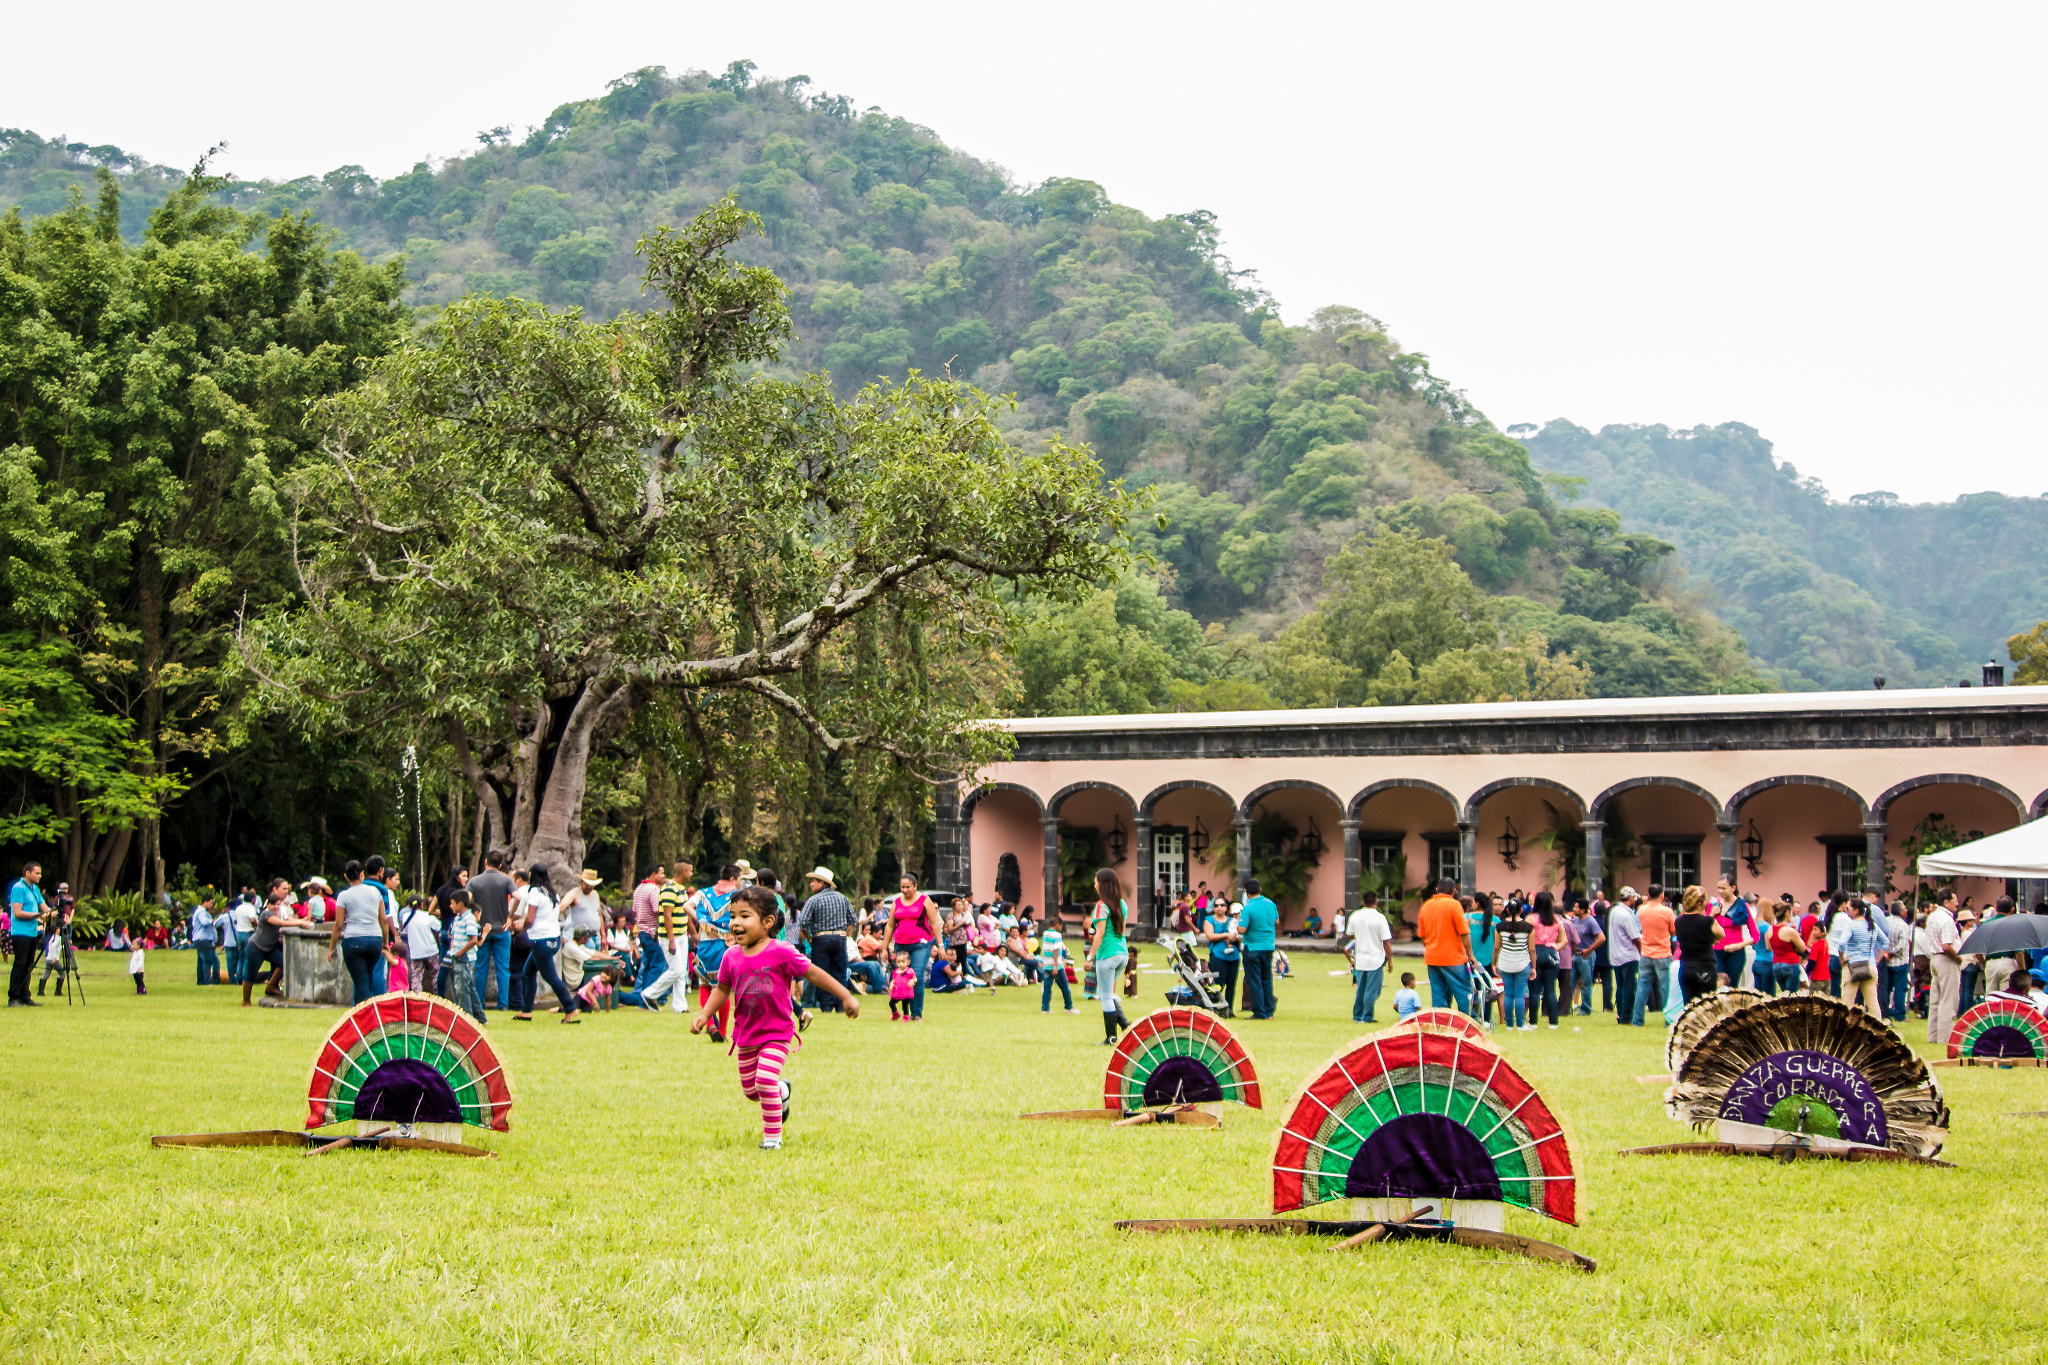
[1393,972,1421,1020]
[928,946,970,994]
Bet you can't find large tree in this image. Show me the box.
[249,200,1134,886]
[0,169,409,892]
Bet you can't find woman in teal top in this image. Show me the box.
[1087,868,1130,1045]
[1467,894,1500,1025]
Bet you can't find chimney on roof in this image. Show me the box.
[1983,661,2006,687]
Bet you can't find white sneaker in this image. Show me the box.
[1548,1024,1558,1030]
[1064,1008,1078,1014]
[759,1136,782,1151]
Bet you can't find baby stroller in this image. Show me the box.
[1164,939,1232,1017]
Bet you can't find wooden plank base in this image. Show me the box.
[151,1130,494,1159]
[1017,1109,1120,1122]
[1932,1057,2047,1068]
[1109,1105,1221,1129]
[1618,1141,1951,1168]
[1112,1217,1595,1272]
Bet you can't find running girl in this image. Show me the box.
[690,886,860,1150]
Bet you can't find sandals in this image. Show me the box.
[512,1013,533,1022]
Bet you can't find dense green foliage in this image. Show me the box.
[1524,421,2048,691]
[0,169,409,891]
[4,66,1768,718]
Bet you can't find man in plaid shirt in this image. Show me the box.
[797,867,856,1012]
[631,863,665,991]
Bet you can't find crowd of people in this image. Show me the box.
[1328,876,2048,1042]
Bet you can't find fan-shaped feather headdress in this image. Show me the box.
[1666,995,1946,1159]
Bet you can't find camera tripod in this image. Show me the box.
[38,926,84,1005]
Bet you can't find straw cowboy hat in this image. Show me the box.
[807,867,836,886]
[578,868,601,885]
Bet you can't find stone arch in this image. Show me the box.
[1462,777,1585,825]
[1721,775,1870,825]
[1871,774,2026,821]
[1239,779,1346,822]
[1348,778,1460,821]
[960,781,1046,818]
[1047,780,1138,818]
[1591,776,1723,823]
[2033,787,2048,820]
[1139,779,1237,820]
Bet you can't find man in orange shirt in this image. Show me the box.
[1416,878,1474,1015]
[1631,883,1676,1025]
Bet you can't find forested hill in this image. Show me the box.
[1520,422,2048,691]
[2,64,1772,704]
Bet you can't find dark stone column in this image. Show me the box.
[1457,821,1476,897]
[1342,819,1362,911]
[1041,816,1062,919]
[1133,816,1154,927]
[1863,819,1889,896]
[1583,820,1606,899]
[934,779,963,895]
[1235,816,1253,901]
[1718,821,1739,886]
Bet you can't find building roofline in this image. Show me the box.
[988,685,2048,736]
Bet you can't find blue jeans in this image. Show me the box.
[1960,964,1981,1014]
[1042,965,1072,1011]
[1882,961,1910,1019]
[1242,949,1275,1018]
[519,936,577,1014]
[849,959,887,994]
[223,943,243,984]
[1096,953,1126,1013]
[195,944,219,985]
[1714,948,1746,987]
[475,931,511,1015]
[340,936,383,1004]
[1352,966,1385,1022]
[1773,962,1803,995]
[1612,962,1637,1022]
[1532,960,1559,1025]
[898,941,932,1018]
[1500,966,1530,1027]
[1630,958,1668,1025]
[1427,963,1472,1015]
[1572,956,1596,1014]
[636,932,666,991]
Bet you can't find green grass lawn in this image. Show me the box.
[3,952,2041,1363]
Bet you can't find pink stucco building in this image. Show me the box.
[936,687,2048,930]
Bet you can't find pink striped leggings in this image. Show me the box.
[735,1041,790,1141]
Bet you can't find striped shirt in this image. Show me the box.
[657,881,694,940]
[798,889,857,937]
[632,878,663,934]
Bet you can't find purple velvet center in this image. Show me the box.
[353,1058,462,1125]
[1971,1025,2035,1058]
[1141,1056,1224,1107]
[1343,1112,1503,1203]
[1717,1048,1887,1146]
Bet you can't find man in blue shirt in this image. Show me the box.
[9,861,49,1007]
[1237,878,1280,1019]
[188,894,220,986]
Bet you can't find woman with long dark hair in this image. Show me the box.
[1529,891,1563,1029]
[512,863,581,1023]
[1086,868,1131,1045]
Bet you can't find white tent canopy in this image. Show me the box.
[1917,818,2048,879]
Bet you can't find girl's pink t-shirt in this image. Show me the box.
[716,940,811,1050]
[889,967,916,1000]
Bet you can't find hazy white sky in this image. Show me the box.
[12,1,2044,501]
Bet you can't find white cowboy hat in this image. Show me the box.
[807,866,836,886]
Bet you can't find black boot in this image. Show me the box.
[1102,1011,1118,1045]
[1112,999,1129,1031]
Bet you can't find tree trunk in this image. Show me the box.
[507,699,550,860]
[524,681,637,891]
[446,716,509,857]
